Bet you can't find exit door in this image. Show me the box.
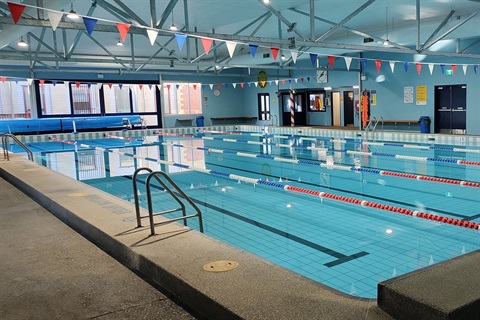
[434,85,466,134]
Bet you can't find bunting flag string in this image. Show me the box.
[389,61,396,73]
[5,1,479,75]
[416,63,422,75]
[375,60,382,73]
[428,63,434,75]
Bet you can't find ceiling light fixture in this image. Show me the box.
[67,3,79,19]
[116,39,124,46]
[263,0,271,4]
[17,37,28,47]
[169,11,178,31]
[383,7,390,45]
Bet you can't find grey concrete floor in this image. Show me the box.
[0,177,196,320]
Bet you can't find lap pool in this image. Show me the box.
[4,127,480,298]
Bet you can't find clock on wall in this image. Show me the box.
[316,70,328,83]
[213,89,221,96]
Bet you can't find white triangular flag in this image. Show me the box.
[47,11,63,31]
[146,29,158,46]
[344,57,352,71]
[232,83,237,88]
[209,84,214,90]
[254,82,258,87]
[97,83,103,89]
[462,64,468,75]
[275,80,279,85]
[290,51,298,63]
[389,61,395,73]
[156,84,162,90]
[226,41,237,58]
[27,78,33,85]
[294,78,298,83]
[428,63,434,75]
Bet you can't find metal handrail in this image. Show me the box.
[1,133,33,161]
[132,167,204,236]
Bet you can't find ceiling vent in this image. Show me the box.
[263,53,270,58]
[363,37,374,43]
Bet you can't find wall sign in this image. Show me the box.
[416,85,427,105]
[404,86,414,104]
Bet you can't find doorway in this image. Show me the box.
[281,92,307,126]
[343,91,354,127]
[434,85,466,134]
[331,91,341,126]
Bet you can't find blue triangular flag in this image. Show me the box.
[440,64,445,74]
[83,17,98,36]
[175,34,187,51]
[87,83,92,88]
[249,44,258,58]
[176,84,180,89]
[307,77,310,82]
[288,79,292,84]
[148,84,153,90]
[309,53,318,67]
[247,82,252,87]
[14,78,19,84]
[224,83,229,88]
[474,65,478,75]
[52,80,57,86]
[403,61,410,72]
[268,81,273,86]
[360,59,367,71]
[119,84,123,89]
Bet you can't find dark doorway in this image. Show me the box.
[343,91,354,127]
[434,85,466,134]
[281,91,307,126]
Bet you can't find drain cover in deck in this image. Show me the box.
[203,260,238,272]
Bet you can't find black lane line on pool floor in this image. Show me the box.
[121,172,369,267]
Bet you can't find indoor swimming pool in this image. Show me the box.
[5,129,480,298]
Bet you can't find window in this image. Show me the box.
[162,82,202,115]
[131,84,156,113]
[71,83,101,114]
[258,93,270,121]
[104,84,131,114]
[0,80,32,118]
[39,83,71,115]
[309,92,326,112]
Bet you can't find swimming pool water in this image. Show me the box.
[7,131,480,298]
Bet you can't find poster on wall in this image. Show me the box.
[416,85,427,105]
[404,86,414,104]
[370,89,377,106]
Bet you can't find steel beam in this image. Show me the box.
[421,10,456,51]
[257,0,309,40]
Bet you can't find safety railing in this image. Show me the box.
[365,117,384,141]
[1,133,33,161]
[132,167,204,236]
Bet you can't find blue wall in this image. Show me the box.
[359,53,480,135]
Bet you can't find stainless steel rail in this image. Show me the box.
[132,167,204,236]
[1,133,33,161]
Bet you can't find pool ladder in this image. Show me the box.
[132,167,204,236]
[365,117,384,140]
[1,133,33,161]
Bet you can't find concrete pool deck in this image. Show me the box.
[1,154,478,319]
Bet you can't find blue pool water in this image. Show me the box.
[6,131,480,298]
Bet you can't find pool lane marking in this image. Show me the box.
[50,137,480,232]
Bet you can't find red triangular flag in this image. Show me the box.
[416,63,422,75]
[270,48,279,61]
[39,79,45,85]
[281,79,285,85]
[375,60,382,73]
[8,2,26,24]
[328,56,336,69]
[116,22,131,42]
[139,84,143,90]
[452,64,457,74]
[166,84,171,89]
[1,76,6,83]
[217,83,221,89]
[193,84,197,90]
[75,82,81,88]
[201,38,213,55]
[301,78,304,82]
[108,83,113,89]
[240,83,244,88]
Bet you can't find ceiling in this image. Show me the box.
[0,0,479,76]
